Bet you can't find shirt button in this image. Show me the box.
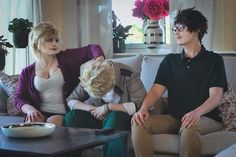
[187,66,190,69]
[188,60,191,62]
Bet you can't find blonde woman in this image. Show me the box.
[14,22,104,126]
[65,59,146,157]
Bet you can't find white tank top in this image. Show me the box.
[34,69,66,114]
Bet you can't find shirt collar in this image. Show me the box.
[180,45,206,61]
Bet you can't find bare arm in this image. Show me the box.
[67,99,95,112]
[21,104,44,122]
[140,84,166,112]
[107,103,126,112]
[132,84,166,125]
[182,87,223,128]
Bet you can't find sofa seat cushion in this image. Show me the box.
[152,131,236,155]
[215,143,236,157]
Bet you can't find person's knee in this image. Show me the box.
[180,126,199,135]
[131,123,147,138]
[180,126,201,146]
[47,115,64,126]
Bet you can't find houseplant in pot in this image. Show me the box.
[0,35,13,71]
[112,11,132,53]
[8,18,33,48]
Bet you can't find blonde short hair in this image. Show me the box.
[79,60,115,98]
[29,22,61,61]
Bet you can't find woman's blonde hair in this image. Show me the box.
[79,60,115,98]
[29,22,61,61]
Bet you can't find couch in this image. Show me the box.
[1,53,236,157]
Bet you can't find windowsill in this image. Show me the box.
[113,43,172,57]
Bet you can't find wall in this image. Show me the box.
[41,0,236,52]
[41,0,78,50]
[210,0,236,51]
[221,0,236,51]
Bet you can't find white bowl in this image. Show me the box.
[1,122,55,138]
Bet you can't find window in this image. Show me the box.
[112,0,170,46]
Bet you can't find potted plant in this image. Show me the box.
[112,11,132,53]
[8,18,33,48]
[0,35,13,71]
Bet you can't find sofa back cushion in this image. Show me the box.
[222,54,236,93]
[0,72,20,116]
[110,54,143,73]
[140,56,164,91]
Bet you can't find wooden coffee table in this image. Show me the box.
[0,117,128,157]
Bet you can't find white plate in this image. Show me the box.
[1,122,55,138]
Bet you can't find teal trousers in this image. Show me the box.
[65,110,131,157]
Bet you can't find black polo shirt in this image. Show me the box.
[154,46,228,121]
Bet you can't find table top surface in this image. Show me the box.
[0,116,128,157]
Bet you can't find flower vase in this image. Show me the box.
[143,19,164,49]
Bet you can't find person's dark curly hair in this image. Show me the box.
[174,7,208,42]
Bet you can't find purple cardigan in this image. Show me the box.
[14,44,104,111]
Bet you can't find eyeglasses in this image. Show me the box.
[172,24,186,33]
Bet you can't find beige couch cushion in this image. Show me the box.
[215,143,236,157]
[110,54,143,73]
[153,131,236,155]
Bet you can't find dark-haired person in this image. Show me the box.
[131,7,228,157]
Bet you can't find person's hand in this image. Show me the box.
[25,107,44,122]
[90,105,108,120]
[131,108,149,126]
[182,110,201,128]
[95,56,105,63]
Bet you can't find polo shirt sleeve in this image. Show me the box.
[154,56,169,88]
[209,55,228,92]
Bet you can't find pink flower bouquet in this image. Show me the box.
[132,0,169,21]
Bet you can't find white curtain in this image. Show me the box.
[77,0,113,58]
[0,0,42,75]
[170,0,215,53]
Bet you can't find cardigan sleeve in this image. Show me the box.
[57,44,105,98]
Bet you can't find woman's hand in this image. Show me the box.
[95,56,105,62]
[22,104,44,122]
[131,108,149,126]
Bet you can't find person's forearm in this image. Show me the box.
[140,84,165,112]
[140,92,158,111]
[195,97,221,116]
[107,103,126,112]
[21,104,36,114]
[195,87,223,116]
[90,44,105,59]
[68,100,94,112]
